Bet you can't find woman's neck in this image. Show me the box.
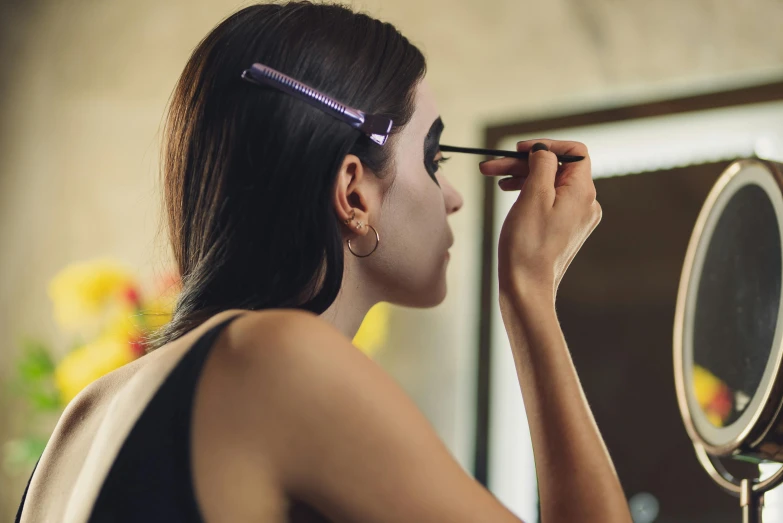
[319,261,380,340]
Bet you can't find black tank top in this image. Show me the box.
[15,313,327,522]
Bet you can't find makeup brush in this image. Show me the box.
[439,144,584,163]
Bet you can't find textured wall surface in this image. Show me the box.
[1,0,782,518]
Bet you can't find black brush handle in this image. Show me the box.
[439,144,584,163]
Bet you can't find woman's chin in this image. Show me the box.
[383,259,450,308]
[389,281,447,309]
[430,264,450,305]
[421,279,449,308]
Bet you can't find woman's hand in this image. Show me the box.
[480,142,631,523]
[480,139,602,301]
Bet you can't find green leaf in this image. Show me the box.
[29,388,62,411]
[3,437,48,470]
[17,338,56,381]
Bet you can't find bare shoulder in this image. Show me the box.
[206,307,394,433]
[219,307,399,416]
[192,308,375,522]
[228,308,354,357]
[215,307,376,389]
[194,309,523,523]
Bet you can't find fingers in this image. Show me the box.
[479,157,529,178]
[498,176,526,191]
[520,143,559,207]
[520,139,594,204]
[481,140,594,205]
[478,139,588,178]
[516,139,587,157]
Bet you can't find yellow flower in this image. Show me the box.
[706,411,723,428]
[134,271,180,332]
[693,364,733,427]
[104,311,145,341]
[48,258,138,336]
[138,293,176,332]
[693,364,722,408]
[353,302,390,356]
[54,335,135,404]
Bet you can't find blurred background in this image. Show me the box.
[1,0,783,521]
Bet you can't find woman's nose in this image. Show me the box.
[443,179,463,215]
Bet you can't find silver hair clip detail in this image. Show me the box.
[241,63,393,146]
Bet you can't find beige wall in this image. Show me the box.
[1,0,782,518]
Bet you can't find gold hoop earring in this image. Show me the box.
[347,224,380,258]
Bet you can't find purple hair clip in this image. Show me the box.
[241,63,393,146]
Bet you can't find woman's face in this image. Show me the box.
[357,79,464,308]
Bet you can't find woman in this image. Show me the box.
[16,2,629,522]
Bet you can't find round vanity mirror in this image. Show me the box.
[674,158,783,521]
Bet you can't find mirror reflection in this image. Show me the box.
[692,184,782,427]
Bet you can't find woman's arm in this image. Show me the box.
[485,139,631,522]
[499,286,630,522]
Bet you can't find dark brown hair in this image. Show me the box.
[147,2,426,350]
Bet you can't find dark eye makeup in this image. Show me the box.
[424,117,446,186]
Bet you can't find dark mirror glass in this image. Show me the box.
[692,184,782,428]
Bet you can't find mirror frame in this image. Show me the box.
[674,158,783,459]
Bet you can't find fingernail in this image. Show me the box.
[479,160,490,165]
[531,142,549,153]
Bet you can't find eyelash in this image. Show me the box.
[434,155,451,168]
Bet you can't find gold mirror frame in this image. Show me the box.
[673,158,783,518]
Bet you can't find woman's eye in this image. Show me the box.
[434,155,451,169]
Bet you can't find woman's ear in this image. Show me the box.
[333,154,373,236]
